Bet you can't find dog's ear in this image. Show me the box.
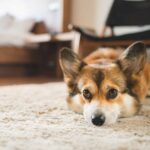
[117,41,147,76]
[59,48,86,79]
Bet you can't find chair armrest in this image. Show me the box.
[69,24,105,41]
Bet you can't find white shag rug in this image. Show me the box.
[0,82,149,150]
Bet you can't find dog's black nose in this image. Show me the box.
[91,114,105,126]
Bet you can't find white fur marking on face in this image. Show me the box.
[89,63,117,69]
[121,94,136,117]
[83,102,100,125]
[72,94,83,113]
[101,104,121,124]
[78,79,84,91]
[83,101,121,125]
[123,94,134,109]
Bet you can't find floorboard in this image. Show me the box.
[0,76,62,86]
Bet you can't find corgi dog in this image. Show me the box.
[59,42,150,126]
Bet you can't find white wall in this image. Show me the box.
[71,0,96,29]
[71,0,113,33]
[0,0,50,20]
[0,0,63,33]
[95,0,113,33]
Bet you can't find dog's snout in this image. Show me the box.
[91,114,105,126]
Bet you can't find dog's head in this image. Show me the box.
[59,42,147,126]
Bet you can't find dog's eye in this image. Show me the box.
[83,89,92,100]
[106,88,118,99]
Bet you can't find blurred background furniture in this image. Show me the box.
[37,38,72,79]
[0,19,48,76]
[0,0,150,84]
[0,0,71,78]
[70,0,150,58]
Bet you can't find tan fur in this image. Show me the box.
[84,48,150,101]
[60,42,150,125]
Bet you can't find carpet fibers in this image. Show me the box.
[0,82,149,150]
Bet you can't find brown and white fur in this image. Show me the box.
[59,42,150,126]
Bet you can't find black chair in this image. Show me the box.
[70,0,150,58]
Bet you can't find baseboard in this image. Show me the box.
[0,64,39,76]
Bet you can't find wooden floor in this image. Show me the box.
[0,76,63,86]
